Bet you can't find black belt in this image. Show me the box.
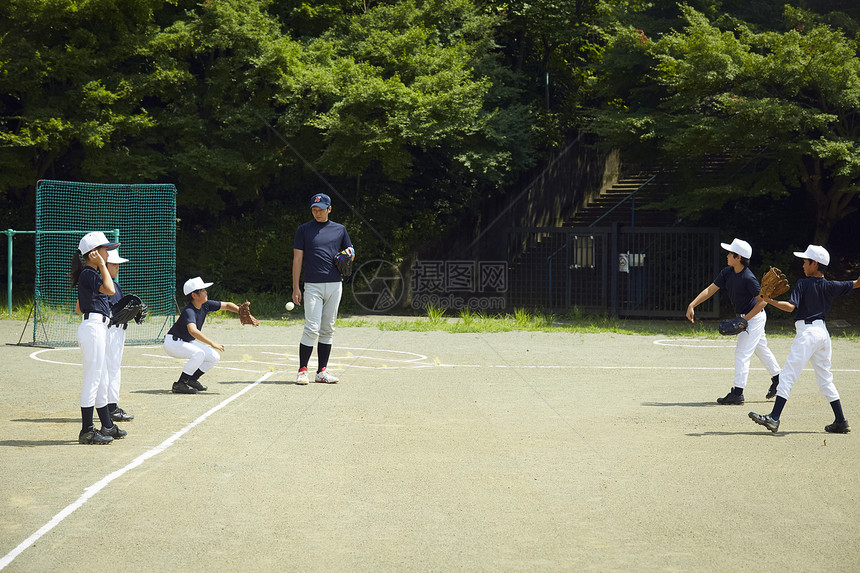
[83,313,108,324]
[803,319,823,324]
[171,335,187,342]
[110,323,128,330]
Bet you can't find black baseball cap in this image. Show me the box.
[311,193,331,209]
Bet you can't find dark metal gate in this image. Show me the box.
[506,225,721,318]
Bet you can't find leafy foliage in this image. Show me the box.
[1,0,538,275]
[593,4,860,244]
[2,0,859,300]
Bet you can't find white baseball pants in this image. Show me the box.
[78,314,109,408]
[301,282,342,347]
[163,335,220,375]
[776,320,839,401]
[105,325,127,404]
[733,310,781,389]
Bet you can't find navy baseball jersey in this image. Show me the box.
[714,266,760,315]
[167,300,222,342]
[107,280,124,312]
[77,266,112,317]
[790,277,854,322]
[293,220,353,283]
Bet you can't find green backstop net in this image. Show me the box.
[34,180,177,346]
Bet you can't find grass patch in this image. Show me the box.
[0,296,37,321]
[426,304,447,326]
[4,294,858,341]
[368,307,860,339]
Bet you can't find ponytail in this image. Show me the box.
[70,250,85,287]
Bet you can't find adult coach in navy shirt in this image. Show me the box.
[292,193,354,385]
[687,238,782,405]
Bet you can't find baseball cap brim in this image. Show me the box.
[106,252,128,264]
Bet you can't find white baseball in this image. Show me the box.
[285,302,295,311]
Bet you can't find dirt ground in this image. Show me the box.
[1,319,858,572]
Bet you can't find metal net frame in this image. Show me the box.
[34,180,177,346]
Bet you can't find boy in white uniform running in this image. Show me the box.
[687,238,781,404]
[750,245,859,433]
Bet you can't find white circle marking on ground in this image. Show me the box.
[29,345,431,371]
[653,338,736,348]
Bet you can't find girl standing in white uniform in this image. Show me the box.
[71,232,127,445]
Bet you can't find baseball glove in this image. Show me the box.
[238,300,260,326]
[110,295,147,327]
[334,249,353,278]
[719,316,748,336]
[759,266,790,299]
[134,304,148,324]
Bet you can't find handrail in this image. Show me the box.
[546,241,568,307]
[587,173,658,228]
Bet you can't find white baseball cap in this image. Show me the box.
[183,276,214,296]
[78,231,120,254]
[793,244,830,266]
[720,238,752,259]
[106,250,128,264]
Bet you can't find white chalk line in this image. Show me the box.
[28,345,429,370]
[0,370,274,571]
[653,338,736,348]
[27,345,860,373]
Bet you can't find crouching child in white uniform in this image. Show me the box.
[163,277,241,394]
[750,245,860,433]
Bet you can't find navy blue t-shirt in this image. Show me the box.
[107,280,124,311]
[167,300,222,342]
[789,277,854,322]
[293,220,353,283]
[77,266,111,317]
[713,266,760,315]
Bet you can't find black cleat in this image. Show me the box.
[766,374,779,400]
[825,420,851,434]
[100,424,127,439]
[79,426,113,444]
[172,381,198,394]
[110,407,134,422]
[186,379,207,392]
[749,412,780,433]
[717,392,744,405]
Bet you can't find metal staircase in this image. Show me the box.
[566,172,678,228]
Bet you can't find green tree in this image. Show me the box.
[271,0,535,258]
[140,0,304,212]
[595,5,860,245]
[0,0,164,191]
